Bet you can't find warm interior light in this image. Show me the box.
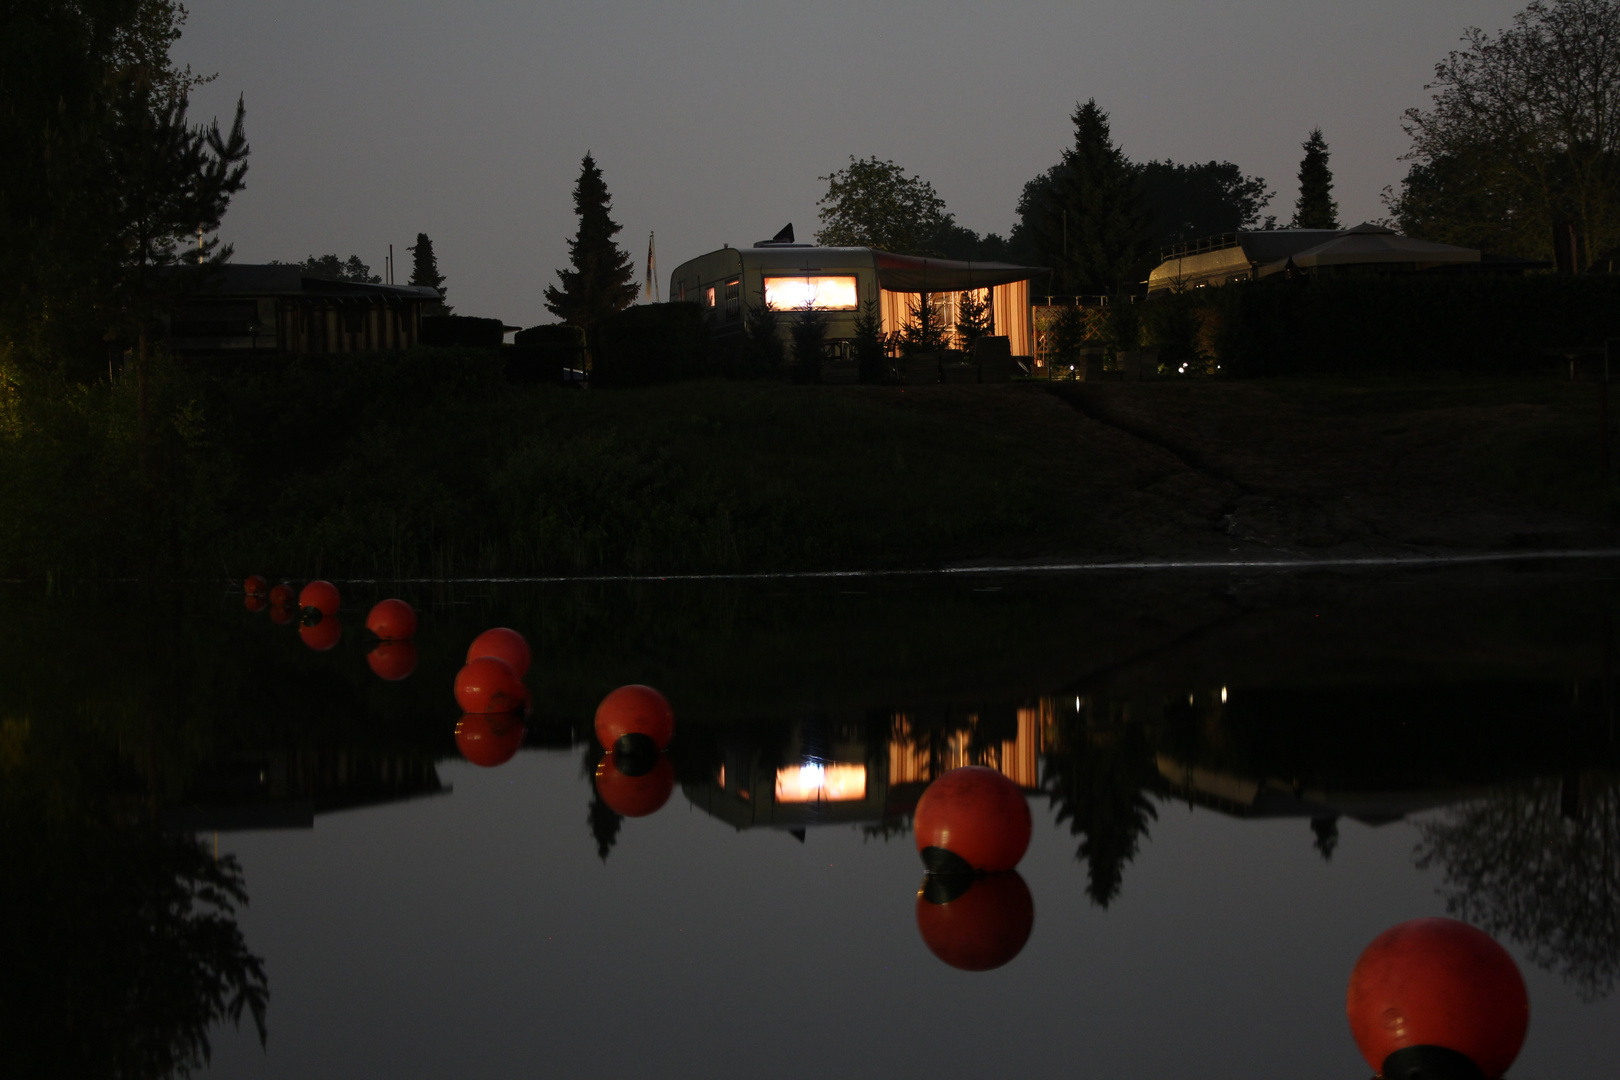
[775,761,866,802]
[763,275,858,311]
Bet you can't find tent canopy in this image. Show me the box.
[1271,223,1480,271]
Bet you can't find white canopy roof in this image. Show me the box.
[1261,223,1480,274]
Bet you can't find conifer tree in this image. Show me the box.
[1291,128,1340,229]
[544,153,639,336]
[1028,100,1149,295]
[407,232,448,310]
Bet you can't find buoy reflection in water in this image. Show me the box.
[914,871,1034,972]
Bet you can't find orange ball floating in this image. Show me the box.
[299,615,342,652]
[366,599,417,641]
[914,766,1032,874]
[367,640,418,681]
[594,684,675,755]
[268,583,296,607]
[244,594,268,613]
[455,713,525,768]
[1347,918,1529,1080]
[915,871,1035,972]
[466,627,530,678]
[299,579,340,617]
[594,751,676,817]
[453,656,527,714]
[269,604,294,626]
[244,574,269,596]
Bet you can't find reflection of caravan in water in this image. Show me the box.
[667,226,1047,360]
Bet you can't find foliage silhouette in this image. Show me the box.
[544,153,639,344]
[408,232,449,311]
[1291,128,1339,229]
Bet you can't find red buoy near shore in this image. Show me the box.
[367,641,418,681]
[244,594,268,613]
[467,627,530,678]
[594,684,675,753]
[269,604,293,625]
[1347,918,1529,1080]
[244,574,269,597]
[299,580,340,617]
[366,599,417,641]
[455,713,525,768]
[268,583,295,607]
[594,751,676,817]
[914,766,1031,874]
[454,656,527,714]
[915,871,1035,971]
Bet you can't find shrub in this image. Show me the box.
[789,304,829,383]
[592,302,708,387]
[421,315,506,348]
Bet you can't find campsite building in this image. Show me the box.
[668,230,1047,359]
[1146,223,1481,296]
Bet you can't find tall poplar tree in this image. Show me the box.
[1291,128,1340,229]
[544,153,638,337]
[407,232,448,310]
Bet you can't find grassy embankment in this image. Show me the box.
[2,346,1618,581]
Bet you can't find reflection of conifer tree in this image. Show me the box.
[588,792,622,862]
[1416,774,1620,1001]
[1042,718,1161,908]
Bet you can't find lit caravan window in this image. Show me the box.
[774,762,867,803]
[704,285,716,308]
[763,275,858,310]
[724,279,740,320]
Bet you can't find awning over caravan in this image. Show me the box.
[872,251,1048,293]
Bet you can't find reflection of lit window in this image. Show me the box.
[763,275,858,311]
[775,762,866,802]
[717,764,726,789]
[705,285,716,308]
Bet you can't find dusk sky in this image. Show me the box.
[178,0,1525,325]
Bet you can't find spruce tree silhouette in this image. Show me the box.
[1291,128,1340,229]
[408,232,448,311]
[588,792,623,863]
[544,153,639,344]
[1027,99,1149,295]
[1042,716,1161,907]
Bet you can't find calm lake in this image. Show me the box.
[5,562,1619,1079]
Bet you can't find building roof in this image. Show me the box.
[179,263,442,301]
[1263,222,1480,272]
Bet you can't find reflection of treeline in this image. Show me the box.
[1417,774,1620,1001]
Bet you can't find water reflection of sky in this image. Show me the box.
[202,750,1618,1079]
[7,567,1620,1077]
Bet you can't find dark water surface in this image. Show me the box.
[4,565,1619,1078]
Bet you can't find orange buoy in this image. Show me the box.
[913,766,1032,874]
[244,594,268,613]
[915,871,1035,971]
[455,713,525,768]
[299,580,340,617]
[244,574,269,596]
[268,583,296,607]
[269,603,294,625]
[367,640,418,681]
[1347,918,1529,1080]
[594,684,675,755]
[299,614,342,652]
[454,656,527,714]
[594,750,676,817]
[466,627,531,678]
[366,599,417,641]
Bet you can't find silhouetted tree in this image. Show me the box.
[1389,0,1620,261]
[852,300,887,383]
[407,232,449,310]
[290,254,378,283]
[954,289,992,353]
[789,302,829,382]
[1291,128,1339,229]
[544,153,639,342]
[1042,716,1162,907]
[815,156,952,255]
[588,792,622,862]
[1416,774,1620,1001]
[1138,160,1274,248]
[743,299,785,374]
[1018,100,1149,295]
[898,292,948,355]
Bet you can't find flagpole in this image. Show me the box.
[647,231,659,303]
